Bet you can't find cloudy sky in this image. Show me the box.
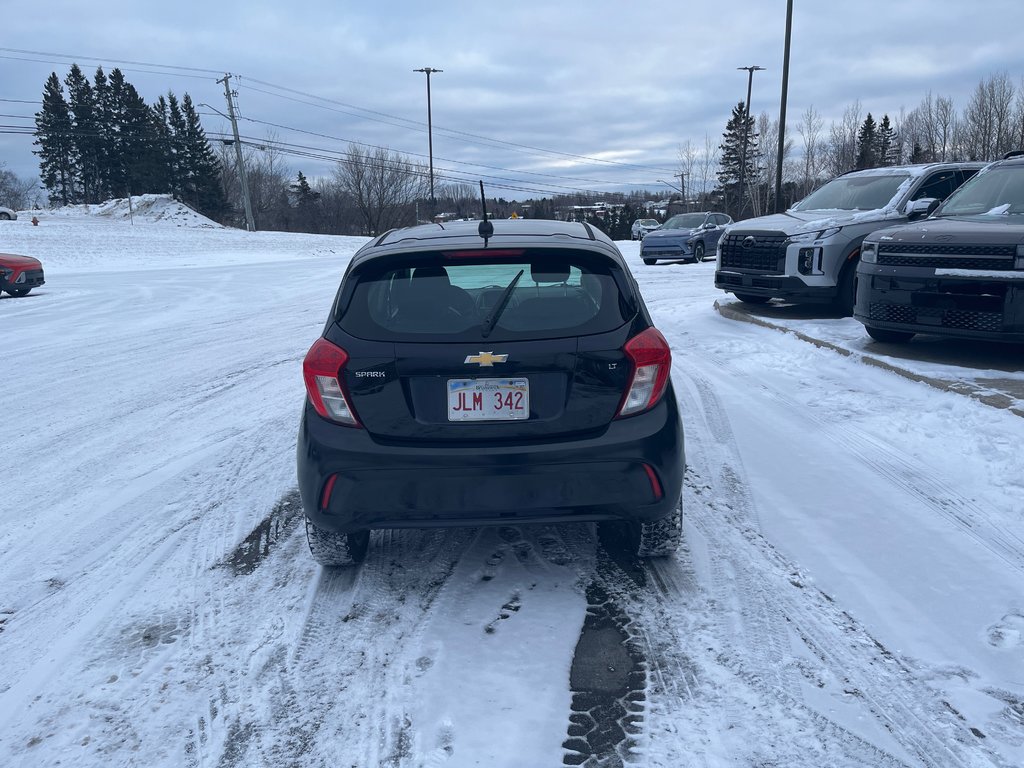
[2,0,1023,201]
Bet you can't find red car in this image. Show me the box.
[0,253,45,297]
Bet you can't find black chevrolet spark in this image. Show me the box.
[297,218,684,566]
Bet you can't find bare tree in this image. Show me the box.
[677,140,698,207]
[1013,78,1024,153]
[960,74,1016,160]
[696,133,720,207]
[797,105,824,197]
[748,112,793,216]
[335,144,429,235]
[245,138,291,230]
[824,100,861,176]
[0,163,39,210]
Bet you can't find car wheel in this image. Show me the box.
[865,326,915,343]
[304,517,370,567]
[833,261,857,315]
[634,497,682,558]
[5,287,31,297]
[0,212,11,220]
[642,258,657,266]
[733,292,771,304]
[693,242,705,262]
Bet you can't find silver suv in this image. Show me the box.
[714,162,985,313]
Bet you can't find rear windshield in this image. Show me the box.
[336,248,634,342]
[792,172,911,211]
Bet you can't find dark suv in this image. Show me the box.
[296,219,685,566]
[855,153,1024,343]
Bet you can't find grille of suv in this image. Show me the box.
[719,232,788,273]
[869,302,1002,332]
[877,243,1015,270]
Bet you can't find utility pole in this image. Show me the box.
[676,172,688,211]
[413,67,442,219]
[775,0,794,213]
[737,65,765,218]
[218,73,255,232]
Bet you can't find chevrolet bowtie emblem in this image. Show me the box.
[464,351,508,367]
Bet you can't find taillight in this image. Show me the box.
[302,338,361,427]
[617,328,672,418]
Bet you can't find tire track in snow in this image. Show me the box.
[672,356,1010,767]
[702,346,1024,577]
[205,527,472,768]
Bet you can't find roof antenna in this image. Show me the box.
[477,180,493,247]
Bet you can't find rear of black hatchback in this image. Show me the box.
[296,219,684,566]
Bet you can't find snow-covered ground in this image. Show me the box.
[1,208,1022,767]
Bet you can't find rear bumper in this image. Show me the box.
[854,263,1024,342]
[296,390,685,533]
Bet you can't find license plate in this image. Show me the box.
[447,378,529,421]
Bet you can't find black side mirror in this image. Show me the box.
[906,197,941,221]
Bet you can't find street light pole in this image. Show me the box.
[737,65,765,218]
[413,67,442,219]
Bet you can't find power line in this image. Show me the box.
[0,47,222,75]
[238,75,680,175]
[226,113,663,188]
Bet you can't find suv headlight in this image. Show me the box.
[861,240,878,264]
[0,267,12,281]
[788,226,842,244]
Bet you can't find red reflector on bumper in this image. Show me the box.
[320,474,338,511]
[642,464,663,501]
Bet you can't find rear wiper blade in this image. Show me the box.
[480,269,524,338]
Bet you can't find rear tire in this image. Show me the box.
[0,212,11,220]
[643,258,657,266]
[865,326,915,343]
[733,292,770,304]
[304,518,370,567]
[694,242,705,262]
[634,497,682,558]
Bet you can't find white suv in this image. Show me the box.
[714,162,985,313]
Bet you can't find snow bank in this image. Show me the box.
[21,194,222,228]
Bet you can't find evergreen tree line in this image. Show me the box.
[34,65,225,218]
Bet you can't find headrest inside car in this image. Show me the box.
[530,262,570,283]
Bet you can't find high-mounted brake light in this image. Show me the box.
[441,249,525,259]
[302,338,361,427]
[617,328,672,418]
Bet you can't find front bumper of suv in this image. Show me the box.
[297,392,685,534]
[855,263,1024,342]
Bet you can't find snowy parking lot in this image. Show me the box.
[1,206,1022,767]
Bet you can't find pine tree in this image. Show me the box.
[178,94,226,220]
[290,171,321,232]
[102,68,131,196]
[856,113,879,169]
[34,73,77,205]
[92,67,114,200]
[877,114,899,166]
[717,102,759,217]
[65,64,103,203]
[151,95,177,195]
